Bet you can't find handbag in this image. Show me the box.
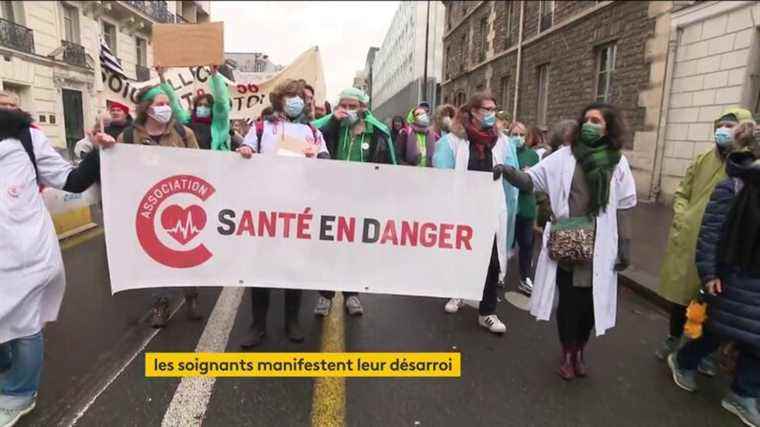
[547,215,596,264]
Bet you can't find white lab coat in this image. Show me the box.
[434,132,517,279]
[527,147,636,336]
[0,128,73,343]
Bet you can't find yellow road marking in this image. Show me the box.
[60,227,104,252]
[311,293,346,427]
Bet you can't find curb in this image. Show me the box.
[619,266,670,312]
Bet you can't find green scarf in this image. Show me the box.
[572,134,621,216]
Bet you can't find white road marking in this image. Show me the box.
[66,302,184,427]
[161,287,245,427]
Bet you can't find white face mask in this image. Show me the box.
[149,105,172,124]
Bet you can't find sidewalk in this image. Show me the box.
[619,202,673,309]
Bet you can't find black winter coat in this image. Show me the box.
[696,177,760,350]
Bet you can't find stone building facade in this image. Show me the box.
[440,1,673,202]
[0,1,210,159]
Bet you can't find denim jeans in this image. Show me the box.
[0,331,43,410]
[514,216,535,281]
[677,331,760,398]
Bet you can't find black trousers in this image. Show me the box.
[319,291,358,299]
[479,239,501,316]
[669,303,688,338]
[556,268,595,347]
[250,288,302,325]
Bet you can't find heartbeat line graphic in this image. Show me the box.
[166,216,202,241]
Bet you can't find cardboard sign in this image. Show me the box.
[153,22,224,67]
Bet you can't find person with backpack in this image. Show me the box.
[237,79,328,349]
[117,84,202,328]
[309,87,398,318]
[0,102,113,427]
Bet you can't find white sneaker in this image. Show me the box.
[0,398,36,427]
[518,278,534,296]
[478,314,507,334]
[444,298,463,313]
[314,296,332,317]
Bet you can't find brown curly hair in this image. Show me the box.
[269,79,305,113]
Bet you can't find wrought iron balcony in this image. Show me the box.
[124,0,173,23]
[0,18,34,54]
[62,40,87,68]
[136,64,150,81]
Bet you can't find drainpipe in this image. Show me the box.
[512,0,525,121]
[649,27,680,203]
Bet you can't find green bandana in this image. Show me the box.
[572,131,621,216]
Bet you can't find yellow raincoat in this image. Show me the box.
[658,107,754,305]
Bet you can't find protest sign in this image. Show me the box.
[100,47,325,120]
[153,23,224,67]
[100,145,501,300]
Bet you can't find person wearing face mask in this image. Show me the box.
[432,91,519,335]
[103,101,133,140]
[507,122,539,296]
[237,79,329,349]
[655,108,755,367]
[117,84,201,328]
[496,102,637,380]
[310,87,397,318]
[397,105,438,166]
[156,65,232,151]
[667,121,760,427]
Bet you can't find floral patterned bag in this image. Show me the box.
[547,216,596,264]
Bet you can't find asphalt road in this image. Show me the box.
[17,231,741,427]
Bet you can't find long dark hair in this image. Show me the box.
[572,102,627,150]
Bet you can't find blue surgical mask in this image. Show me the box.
[195,106,211,118]
[481,112,496,129]
[715,126,734,147]
[284,96,305,118]
[416,113,430,127]
[511,135,525,148]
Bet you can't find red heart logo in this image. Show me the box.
[160,204,207,245]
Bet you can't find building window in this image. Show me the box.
[539,1,554,33]
[460,34,466,73]
[102,21,117,54]
[500,76,510,110]
[1,2,15,22]
[255,62,263,73]
[136,37,147,66]
[62,4,80,43]
[462,3,468,16]
[595,42,617,102]
[445,45,451,79]
[505,1,514,48]
[536,64,550,126]
[447,7,452,29]
[478,16,488,62]
[476,83,485,91]
[456,91,467,107]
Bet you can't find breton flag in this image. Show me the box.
[100,36,128,79]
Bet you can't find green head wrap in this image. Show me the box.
[141,86,166,103]
[339,87,369,105]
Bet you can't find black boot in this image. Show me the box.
[185,294,203,321]
[285,313,304,343]
[150,298,170,328]
[241,320,266,349]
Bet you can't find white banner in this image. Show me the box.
[101,145,500,300]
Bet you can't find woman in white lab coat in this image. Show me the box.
[496,102,636,381]
[0,101,112,424]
